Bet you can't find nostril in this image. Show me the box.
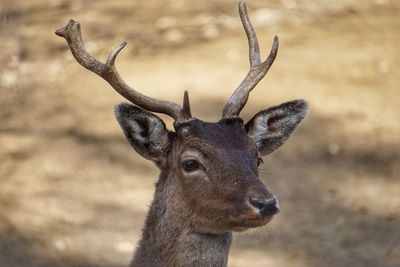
[249,197,267,209]
[249,197,279,216]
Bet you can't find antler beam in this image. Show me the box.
[55,20,190,121]
[222,1,279,118]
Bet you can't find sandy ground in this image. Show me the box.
[0,0,399,266]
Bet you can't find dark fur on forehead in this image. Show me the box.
[218,117,244,125]
[175,118,251,149]
[175,117,243,131]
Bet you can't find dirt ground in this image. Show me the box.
[0,0,399,266]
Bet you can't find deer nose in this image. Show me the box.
[249,197,280,216]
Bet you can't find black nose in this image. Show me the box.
[249,197,279,216]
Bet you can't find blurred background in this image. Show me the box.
[0,0,399,266]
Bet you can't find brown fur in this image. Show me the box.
[125,118,288,267]
[111,98,309,266]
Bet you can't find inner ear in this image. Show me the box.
[114,103,171,165]
[245,99,308,156]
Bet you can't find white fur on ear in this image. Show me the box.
[246,99,308,155]
[247,114,269,141]
[114,103,170,165]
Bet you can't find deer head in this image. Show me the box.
[56,1,308,235]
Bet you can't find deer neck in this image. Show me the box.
[130,172,232,267]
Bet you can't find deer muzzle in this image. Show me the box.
[249,196,280,216]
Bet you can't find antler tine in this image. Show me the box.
[55,19,190,122]
[182,90,192,117]
[222,1,279,118]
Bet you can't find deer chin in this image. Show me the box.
[190,210,274,235]
[229,213,275,232]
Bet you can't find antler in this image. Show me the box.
[222,1,279,118]
[55,20,191,122]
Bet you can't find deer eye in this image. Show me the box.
[181,159,201,173]
[257,157,264,167]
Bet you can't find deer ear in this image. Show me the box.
[245,99,308,156]
[114,103,170,164]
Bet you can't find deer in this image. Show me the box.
[55,1,308,266]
